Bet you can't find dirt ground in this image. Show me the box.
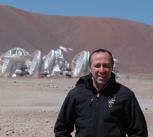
[0,74,153,137]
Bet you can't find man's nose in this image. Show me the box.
[99,66,105,72]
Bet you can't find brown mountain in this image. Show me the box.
[0,5,153,74]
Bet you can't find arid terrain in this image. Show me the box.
[0,4,153,137]
[0,74,153,137]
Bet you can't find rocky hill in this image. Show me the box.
[0,5,153,74]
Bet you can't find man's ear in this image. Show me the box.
[89,67,91,73]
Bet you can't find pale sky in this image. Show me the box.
[0,0,153,26]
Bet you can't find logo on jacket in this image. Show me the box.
[108,96,116,108]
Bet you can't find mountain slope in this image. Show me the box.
[0,5,153,73]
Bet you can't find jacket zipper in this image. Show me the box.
[92,92,100,136]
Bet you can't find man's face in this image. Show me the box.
[89,52,113,89]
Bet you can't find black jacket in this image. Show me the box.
[54,73,148,137]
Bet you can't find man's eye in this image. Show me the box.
[103,64,111,68]
[94,64,111,68]
[95,64,101,68]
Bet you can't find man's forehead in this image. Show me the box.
[91,52,111,59]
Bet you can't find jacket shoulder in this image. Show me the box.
[69,84,89,95]
[117,82,135,98]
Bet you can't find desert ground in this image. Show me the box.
[0,74,153,137]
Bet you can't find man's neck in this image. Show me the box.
[92,80,104,92]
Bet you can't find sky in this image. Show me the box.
[0,0,153,26]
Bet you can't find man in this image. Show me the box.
[54,49,148,137]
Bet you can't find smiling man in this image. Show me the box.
[89,49,113,91]
[54,49,148,137]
